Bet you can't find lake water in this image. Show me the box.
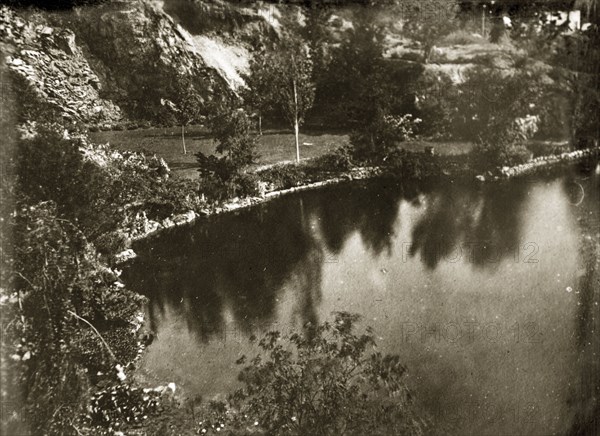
[124,168,599,435]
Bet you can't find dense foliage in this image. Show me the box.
[196,103,259,201]
[4,200,146,435]
[230,312,426,435]
[350,114,422,161]
[4,117,201,434]
[17,124,202,248]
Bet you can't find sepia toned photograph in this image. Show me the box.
[0,0,598,434]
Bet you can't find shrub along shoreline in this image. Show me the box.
[115,146,599,264]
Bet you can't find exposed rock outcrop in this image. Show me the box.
[49,0,231,122]
[1,6,123,124]
[1,1,248,125]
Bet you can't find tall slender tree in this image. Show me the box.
[161,74,204,154]
[270,39,316,163]
[243,44,276,135]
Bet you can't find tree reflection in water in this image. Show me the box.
[124,173,595,350]
[125,196,318,341]
[409,181,530,269]
[123,170,600,435]
[124,180,414,342]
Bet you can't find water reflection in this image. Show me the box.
[125,176,582,342]
[123,170,599,435]
[562,170,600,436]
[409,181,530,269]
[126,196,320,340]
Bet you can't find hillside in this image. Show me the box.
[1,0,277,126]
[1,0,543,127]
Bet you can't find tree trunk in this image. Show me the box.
[481,5,486,38]
[293,78,300,163]
[181,124,187,155]
[258,112,263,136]
[294,119,300,163]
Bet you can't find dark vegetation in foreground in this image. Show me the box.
[141,312,427,436]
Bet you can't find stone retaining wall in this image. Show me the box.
[499,148,598,178]
[115,149,599,264]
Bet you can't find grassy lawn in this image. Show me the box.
[91,125,479,178]
[90,125,349,178]
[90,125,565,179]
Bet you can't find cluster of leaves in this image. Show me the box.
[257,165,308,191]
[225,312,426,436]
[17,124,202,250]
[381,148,442,180]
[313,13,392,128]
[399,0,460,62]
[453,67,550,169]
[413,71,461,139]
[257,146,356,192]
[455,67,549,140]
[196,104,259,201]
[307,144,355,173]
[4,201,145,434]
[471,122,533,170]
[350,113,422,162]
[88,384,165,432]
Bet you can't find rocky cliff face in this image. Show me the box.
[49,0,234,122]
[1,0,525,127]
[1,0,276,126]
[1,6,123,125]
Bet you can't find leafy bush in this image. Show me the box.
[6,201,145,434]
[350,113,421,163]
[413,72,460,139]
[383,148,441,180]
[471,120,533,169]
[309,144,355,172]
[455,66,549,142]
[233,172,260,198]
[94,230,130,256]
[205,106,258,168]
[227,312,426,436]
[16,124,123,240]
[16,124,203,248]
[197,105,259,202]
[258,164,308,190]
[472,141,531,170]
[88,384,165,431]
